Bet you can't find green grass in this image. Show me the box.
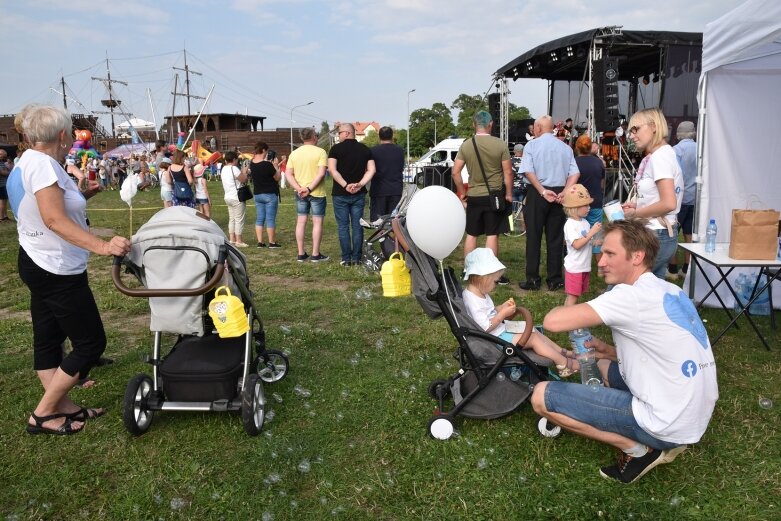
[0,179,779,520]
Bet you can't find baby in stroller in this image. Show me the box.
[462,248,578,377]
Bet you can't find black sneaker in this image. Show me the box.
[309,254,330,262]
[497,275,510,285]
[547,281,564,291]
[268,243,281,249]
[599,446,686,484]
[297,253,310,262]
[519,279,541,291]
[257,242,267,248]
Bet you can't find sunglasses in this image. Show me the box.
[629,122,649,135]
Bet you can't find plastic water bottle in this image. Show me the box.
[569,328,603,388]
[705,219,717,253]
[509,366,523,381]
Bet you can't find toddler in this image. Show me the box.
[462,248,578,377]
[562,184,602,306]
[193,164,211,218]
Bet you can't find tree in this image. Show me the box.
[317,121,333,152]
[361,128,380,148]
[408,102,455,157]
[509,103,531,123]
[451,94,486,137]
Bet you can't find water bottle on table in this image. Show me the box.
[569,328,603,388]
[705,219,717,253]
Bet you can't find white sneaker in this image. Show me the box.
[234,242,249,248]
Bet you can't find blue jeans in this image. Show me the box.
[253,193,279,228]
[332,194,366,262]
[543,362,681,451]
[651,224,679,279]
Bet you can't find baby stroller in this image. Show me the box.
[360,184,419,271]
[391,218,561,440]
[112,207,289,436]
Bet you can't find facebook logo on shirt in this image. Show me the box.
[681,360,697,378]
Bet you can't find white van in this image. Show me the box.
[403,138,468,185]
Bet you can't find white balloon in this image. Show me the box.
[406,186,465,260]
[120,174,139,206]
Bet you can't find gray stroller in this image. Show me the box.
[391,218,560,440]
[112,206,289,436]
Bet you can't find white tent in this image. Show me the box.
[689,0,781,307]
[115,118,156,132]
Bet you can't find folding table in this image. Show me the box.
[678,242,781,350]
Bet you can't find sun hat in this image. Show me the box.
[562,184,594,208]
[463,248,506,280]
[159,157,172,165]
[193,164,205,177]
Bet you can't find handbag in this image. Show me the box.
[471,137,506,212]
[173,180,194,200]
[232,166,253,202]
[728,207,780,260]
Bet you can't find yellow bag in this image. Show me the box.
[381,252,411,297]
[208,286,249,338]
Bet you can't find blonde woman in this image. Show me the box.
[621,108,683,279]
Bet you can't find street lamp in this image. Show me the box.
[288,101,313,187]
[406,89,416,167]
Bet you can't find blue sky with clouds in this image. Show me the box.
[2,0,743,132]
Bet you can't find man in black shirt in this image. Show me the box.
[369,126,404,221]
[328,123,376,266]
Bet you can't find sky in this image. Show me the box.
[1,0,744,134]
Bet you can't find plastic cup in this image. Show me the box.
[603,200,625,221]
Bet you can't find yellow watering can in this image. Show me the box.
[381,252,411,297]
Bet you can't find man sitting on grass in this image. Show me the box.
[531,218,718,484]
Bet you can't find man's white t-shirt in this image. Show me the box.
[588,272,718,444]
[563,217,592,273]
[636,144,683,230]
[10,150,90,275]
[462,289,505,336]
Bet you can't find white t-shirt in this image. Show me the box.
[194,176,208,199]
[221,164,242,201]
[588,272,718,444]
[636,144,683,230]
[563,217,592,273]
[9,150,90,275]
[462,289,505,336]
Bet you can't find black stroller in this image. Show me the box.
[112,207,289,436]
[391,218,561,440]
[360,184,418,271]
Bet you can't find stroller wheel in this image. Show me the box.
[537,416,562,438]
[257,350,289,383]
[241,373,265,436]
[427,414,456,440]
[123,373,155,436]
[427,379,450,400]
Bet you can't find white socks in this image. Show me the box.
[624,443,649,458]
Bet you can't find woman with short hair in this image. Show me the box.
[7,104,131,435]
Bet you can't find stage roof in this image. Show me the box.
[495,28,702,82]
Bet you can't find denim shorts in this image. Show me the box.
[196,198,209,205]
[543,362,680,451]
[296,194,326,217]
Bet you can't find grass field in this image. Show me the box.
[0,179,779,521]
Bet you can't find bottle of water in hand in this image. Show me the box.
[705,219,717,253]
[569,328,603,388]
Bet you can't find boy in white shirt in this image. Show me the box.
[562,184,602,306]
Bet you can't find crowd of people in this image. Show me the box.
[3,103,716,485]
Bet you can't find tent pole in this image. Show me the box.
[693,73,707,242]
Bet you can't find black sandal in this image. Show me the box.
[66,407,105,422]
[26,412,84,436]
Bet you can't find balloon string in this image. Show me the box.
[129,205,133,236]
[439,259,460,328]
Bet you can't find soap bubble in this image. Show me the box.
[400,369,410,378]
[170,498,187,511]
[335,412,344,421]
[263,430,273,438]
[670,496,683,507]
[496,372,506,382]
[272,392,283,403]
[517,474,528,484]
[264,473,281,485]
[392,327,400,334]
[375,338,384,349]
[293,385,311,398]
[759,396,773,409]
[289,500,299,509]
[153,494,163,505]
[477,458,488,470]
[298,459,311,473]
[341,389,350,400]
[280,325,291,335]
[349,353,361,366]
[262,511,274,521]
[265,410,275,423]
[355,287,372,300]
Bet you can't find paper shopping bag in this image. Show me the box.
[728,209,780,260]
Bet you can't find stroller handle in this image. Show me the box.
[390,217,410,252]
[111,245,229,297]
[512,306,534,348]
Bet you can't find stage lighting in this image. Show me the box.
[566,46,574,57]
[549,51,558,63]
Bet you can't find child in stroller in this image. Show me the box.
[462,248,578,377]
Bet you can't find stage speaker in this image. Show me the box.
[593,57,620,132]
[487,93,501,137]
